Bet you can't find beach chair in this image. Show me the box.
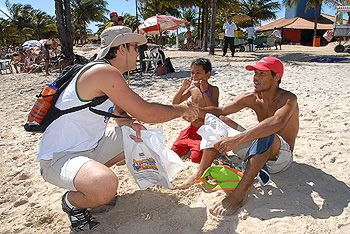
[0,59,13,74]
[142,47,164,74]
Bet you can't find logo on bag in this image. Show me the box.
[132,158,158,171]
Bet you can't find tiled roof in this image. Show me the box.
[257,14,347,32]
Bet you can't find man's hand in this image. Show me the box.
[214,136,240,154]
[129,122,146,142]
[181,78,191,91]
[181,101,199,122]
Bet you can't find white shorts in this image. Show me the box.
[232,125,293,174]
[39,126,123,191]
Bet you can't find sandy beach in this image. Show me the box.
[0,44,349,233]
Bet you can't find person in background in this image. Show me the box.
[246,24,255,52]
[117,16,124,26]
[222,16,237,57]
[184,26,193,50]
[271,27,282,50]
[43,44,50,76]
[104,11,119,29]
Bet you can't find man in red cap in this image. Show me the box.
[104,11,119,30]
[177,56,299,216]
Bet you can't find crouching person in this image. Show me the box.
[37,26,198,231]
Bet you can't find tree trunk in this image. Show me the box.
[197,6,201,40]
[209,0,217,55]
[55,0,74,68]
[202,5,209,51]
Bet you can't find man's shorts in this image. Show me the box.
[39,126,123,191]
[232,125,293,174]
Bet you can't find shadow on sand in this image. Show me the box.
[243,162,350,220]
[86,190,209,234]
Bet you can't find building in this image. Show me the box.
[257,0,346,46]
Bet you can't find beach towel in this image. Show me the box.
[309,57,349,63]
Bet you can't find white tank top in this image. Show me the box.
[38,62,115,160]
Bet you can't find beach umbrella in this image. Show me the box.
[231,14,252,25]
[22,40,42,48]
[39,39,52,45]
[138,15,188,35]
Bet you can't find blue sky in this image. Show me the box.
[0,0,337,33]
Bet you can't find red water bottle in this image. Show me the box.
[27,84,57,124]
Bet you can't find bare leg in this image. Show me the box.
[67,152,124,209]
[176,148,218,189]
[209,136,280,216]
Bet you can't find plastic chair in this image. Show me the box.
[0,59,13,74]
[142,47,164,74]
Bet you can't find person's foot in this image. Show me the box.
[175,173,199,189]
[209,195,245,216]
[61,192,100,232]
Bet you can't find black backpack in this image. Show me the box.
[24,61,128,133]
[164,57,175,73]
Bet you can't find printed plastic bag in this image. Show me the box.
[122,126,187,189]
[197,113,240,150]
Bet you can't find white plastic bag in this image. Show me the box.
[198,113,240,150]
[122,126,187,189]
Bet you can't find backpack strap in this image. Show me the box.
[58,95,132,119]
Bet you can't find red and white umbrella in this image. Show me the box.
[138,15,188,35]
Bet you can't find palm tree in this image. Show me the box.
[71,0,108,44]
[123,13,139,31]
[31,9,57,39]
[209,0,217,55]
[240,0,281,25]
[284,0,323,38]
[55,0,74,66]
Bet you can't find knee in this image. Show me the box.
[89,171,118,206]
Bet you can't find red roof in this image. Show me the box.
[257,14,347,32]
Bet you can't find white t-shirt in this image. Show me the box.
[272,29,282,38]
[246,26,255,39]
[37,62,114,160]
[223,22,237,37]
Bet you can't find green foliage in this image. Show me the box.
[240,0,281,26]
[0,0,58,47]
[71,0,109,42]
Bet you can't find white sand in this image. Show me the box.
[0,44,350,233]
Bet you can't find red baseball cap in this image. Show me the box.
[110,11,118,18]
[245,56,284,77]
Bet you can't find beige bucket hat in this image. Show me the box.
[96,26,146,60]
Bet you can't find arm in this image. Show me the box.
[92,66,197,123]
[173,78,191,104]
[215,96,298,153]
[199,93,252,118]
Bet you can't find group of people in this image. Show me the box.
[104,11,124,29]
[222,16,283,55]
[3,40,60,75]
[35,25,298,231]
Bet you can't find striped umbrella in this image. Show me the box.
[138,15,188,35]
